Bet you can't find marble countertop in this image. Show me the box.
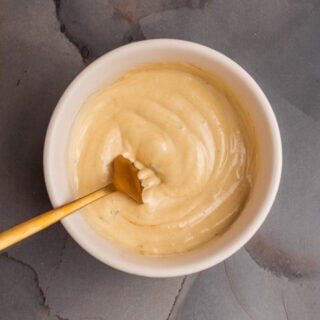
[1,1,319,319]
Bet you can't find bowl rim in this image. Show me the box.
[44,39,282,277]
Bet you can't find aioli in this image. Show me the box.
[69,62,257,256]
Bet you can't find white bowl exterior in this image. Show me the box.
[44,39,282,277]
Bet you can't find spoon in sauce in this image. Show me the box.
[0,155,143,251]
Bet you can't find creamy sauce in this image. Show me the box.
[69,62,257,256]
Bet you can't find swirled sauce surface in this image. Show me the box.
[69,62,257,256]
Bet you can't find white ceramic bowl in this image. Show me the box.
[44,39,282,277]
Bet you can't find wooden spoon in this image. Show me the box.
[0,155,143,251]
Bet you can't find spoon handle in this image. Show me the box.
[0,184,115,251]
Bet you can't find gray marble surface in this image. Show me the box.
[0,1,319,319]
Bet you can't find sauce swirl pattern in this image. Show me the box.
[69,62,257,256]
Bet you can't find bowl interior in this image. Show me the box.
[44,39,281,277]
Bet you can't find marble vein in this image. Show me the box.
[281,294,289,320]
[166,276,187,320]
[53,0,211,59]
[223,262,255,320]
[53,0,91,63]
[45,235,69,294]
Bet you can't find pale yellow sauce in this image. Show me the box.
[69,62,257,256]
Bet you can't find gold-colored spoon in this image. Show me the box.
[0,155,143,251]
